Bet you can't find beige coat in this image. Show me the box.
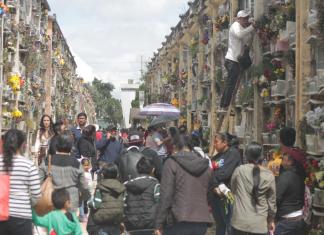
[231,164,276,234]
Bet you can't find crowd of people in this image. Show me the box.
[0,111,308,235]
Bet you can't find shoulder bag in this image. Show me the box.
[0,173,10,221]
[34,155,54,216]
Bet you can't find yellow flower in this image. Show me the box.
[8,73,21,93]
[11,108,22,118]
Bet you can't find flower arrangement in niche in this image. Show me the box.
[7,73,21,94]
[256,2,294,48]
[179,69,187,79]
[265,106,284,132]
[190,35,199,56]
[305,107,324,132]
[201,30,209,45]
[0,2,9,15]
[214,15,229,31]
[11,107,22,119]
[272,59,285,80]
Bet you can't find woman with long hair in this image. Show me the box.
[231,142,276,235]
[209,132,241,235]
[34,114,54,165]
[0,129,41,235]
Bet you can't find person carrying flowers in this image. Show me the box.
[208,133,242,235]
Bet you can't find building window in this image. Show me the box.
[238,0,254,16]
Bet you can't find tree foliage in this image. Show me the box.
[87,78,123,127]
[131,83,146,108]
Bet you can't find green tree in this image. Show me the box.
[131,83,146,108]
[86,78,124,127]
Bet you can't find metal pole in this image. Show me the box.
[0,15,4,134]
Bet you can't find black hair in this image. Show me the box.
[82,125,96,139]
[53,121,64,135]
[191,133,201,147]
[230,136,240,148]
[56,130,74,153]
[172,131,193,151]
[137,156,155,174]
[52,189,70,210]
[178,125,187,134]
[245,142,263,206]
[77,112,87,119]
[101,163,118,179]
[3,129,26,172]
[81,158,90,166]
[137,126,145,132]
[214,132,233,146]
[39,114,54,138]
[279,127,296,147]
[168,127,178,138]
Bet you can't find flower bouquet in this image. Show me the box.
[214,15,229,31]
[218,183,234,215]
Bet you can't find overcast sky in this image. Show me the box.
[47,0,188,126]
[47,0,188,89]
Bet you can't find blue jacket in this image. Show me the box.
[96,138,123,163]
[70,127,82,158]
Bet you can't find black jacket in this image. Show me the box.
[78,136,97,159]
[48,135,59,155]
[124,175,159,231]
[276,166,305,218]
[212,147,241,188]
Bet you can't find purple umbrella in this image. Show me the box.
[139,103,180,117]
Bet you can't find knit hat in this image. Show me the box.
[281,146,307,166]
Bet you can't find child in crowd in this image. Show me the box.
[79,158,93,222]
[124,156,160,235]
[87,163,125,235]
[32,189,82,235]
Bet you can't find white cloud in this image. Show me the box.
[47,0,189,125]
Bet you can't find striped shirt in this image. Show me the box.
[0,154,41,219]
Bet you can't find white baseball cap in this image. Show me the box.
[237,10,250,18]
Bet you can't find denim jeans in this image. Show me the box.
[0,217,32,235]
[220,59,240,108]
[209,195,232,235]
[232,227,266,235]
[164,222,208,235]
[274,218,306,235]
[97,225,120,235]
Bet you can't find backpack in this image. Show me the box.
[93,190,124,225]
[118,147,144,182]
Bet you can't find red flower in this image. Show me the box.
[263,68,272,79]
[311,160,319,169]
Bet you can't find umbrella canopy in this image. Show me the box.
[149,115,179,127]
[140,103,180,117]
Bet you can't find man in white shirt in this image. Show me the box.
[219,10,255,112]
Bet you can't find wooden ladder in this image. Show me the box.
[216,75,242,133]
